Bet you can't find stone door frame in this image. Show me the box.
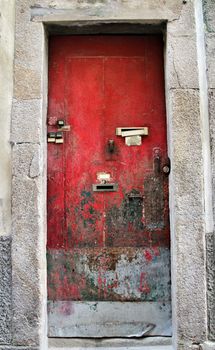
[10,1,213,349]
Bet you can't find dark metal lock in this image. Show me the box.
[48,132,56,138]
[57,120,64,127]
[57,120,70,131]
[47,132,56,143]
[55,132,64,144]
[56,132,63,139]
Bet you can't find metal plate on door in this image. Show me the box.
[92,183,118,192]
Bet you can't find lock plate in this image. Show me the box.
[116,127,148,136]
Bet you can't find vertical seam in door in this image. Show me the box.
[63,55,67,248]
[102,57,106,248]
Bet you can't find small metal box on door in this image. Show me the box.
[47,35,171,338]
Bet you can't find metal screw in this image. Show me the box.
[163,165,170,174]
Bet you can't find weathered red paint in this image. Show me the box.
[47,36,170,303]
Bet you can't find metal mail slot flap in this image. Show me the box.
[93,183,118,192]
[116,127,148,136]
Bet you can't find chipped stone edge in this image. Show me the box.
[200,340,215,349]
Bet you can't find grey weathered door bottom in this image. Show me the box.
[48,301,171,338]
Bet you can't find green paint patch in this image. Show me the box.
[47,251,54,273]
[80,190,94,207]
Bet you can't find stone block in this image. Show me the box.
[15,1,44,69]
[170,89,202,212]
[0,0,14,237]
[0,236,12,345]
[206,34,215,89]
[203,0,215,33]
[14,65,42,100]
[11,99,42,144]
[14,25,44,71]
[169,89,207,344]
[206,232,215,341]
[200,341,215,350]
[12,177,40,242]
[208,89,215,204]
[12,144,42,179]
[166,35,199,89]
[208,89,215,230]
[14,2,45,101]
[168,0,196,36]
[208,89,215,341]
[12,177,42,346]
[30,0,182,22]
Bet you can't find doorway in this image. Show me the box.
[47,35,171,338]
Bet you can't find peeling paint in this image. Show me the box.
[47,247,170,301]
[47,35,170,335]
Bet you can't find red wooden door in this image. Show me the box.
[47,35,171,338]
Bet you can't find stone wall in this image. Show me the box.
[204,0,215,342]
[0,0,15,346]
[1,0,215,349]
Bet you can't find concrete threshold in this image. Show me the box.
[49,337,173,350]
[49,345,173,350]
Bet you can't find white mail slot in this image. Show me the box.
[121,129,149,137]
[116,127,148,137]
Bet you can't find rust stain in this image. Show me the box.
[144,175,164,230]
[106,189,144,247]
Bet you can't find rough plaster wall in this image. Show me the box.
[204,0,215,341]
[0,0,14,346]
[0,0,14,236]
[11,0,48,348]
[0,0,15,236]
[0,236,12,345]
[166,1,209,349]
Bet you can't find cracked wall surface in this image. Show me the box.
[0,0,214,349]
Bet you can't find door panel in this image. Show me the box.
[47,35,171,337]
